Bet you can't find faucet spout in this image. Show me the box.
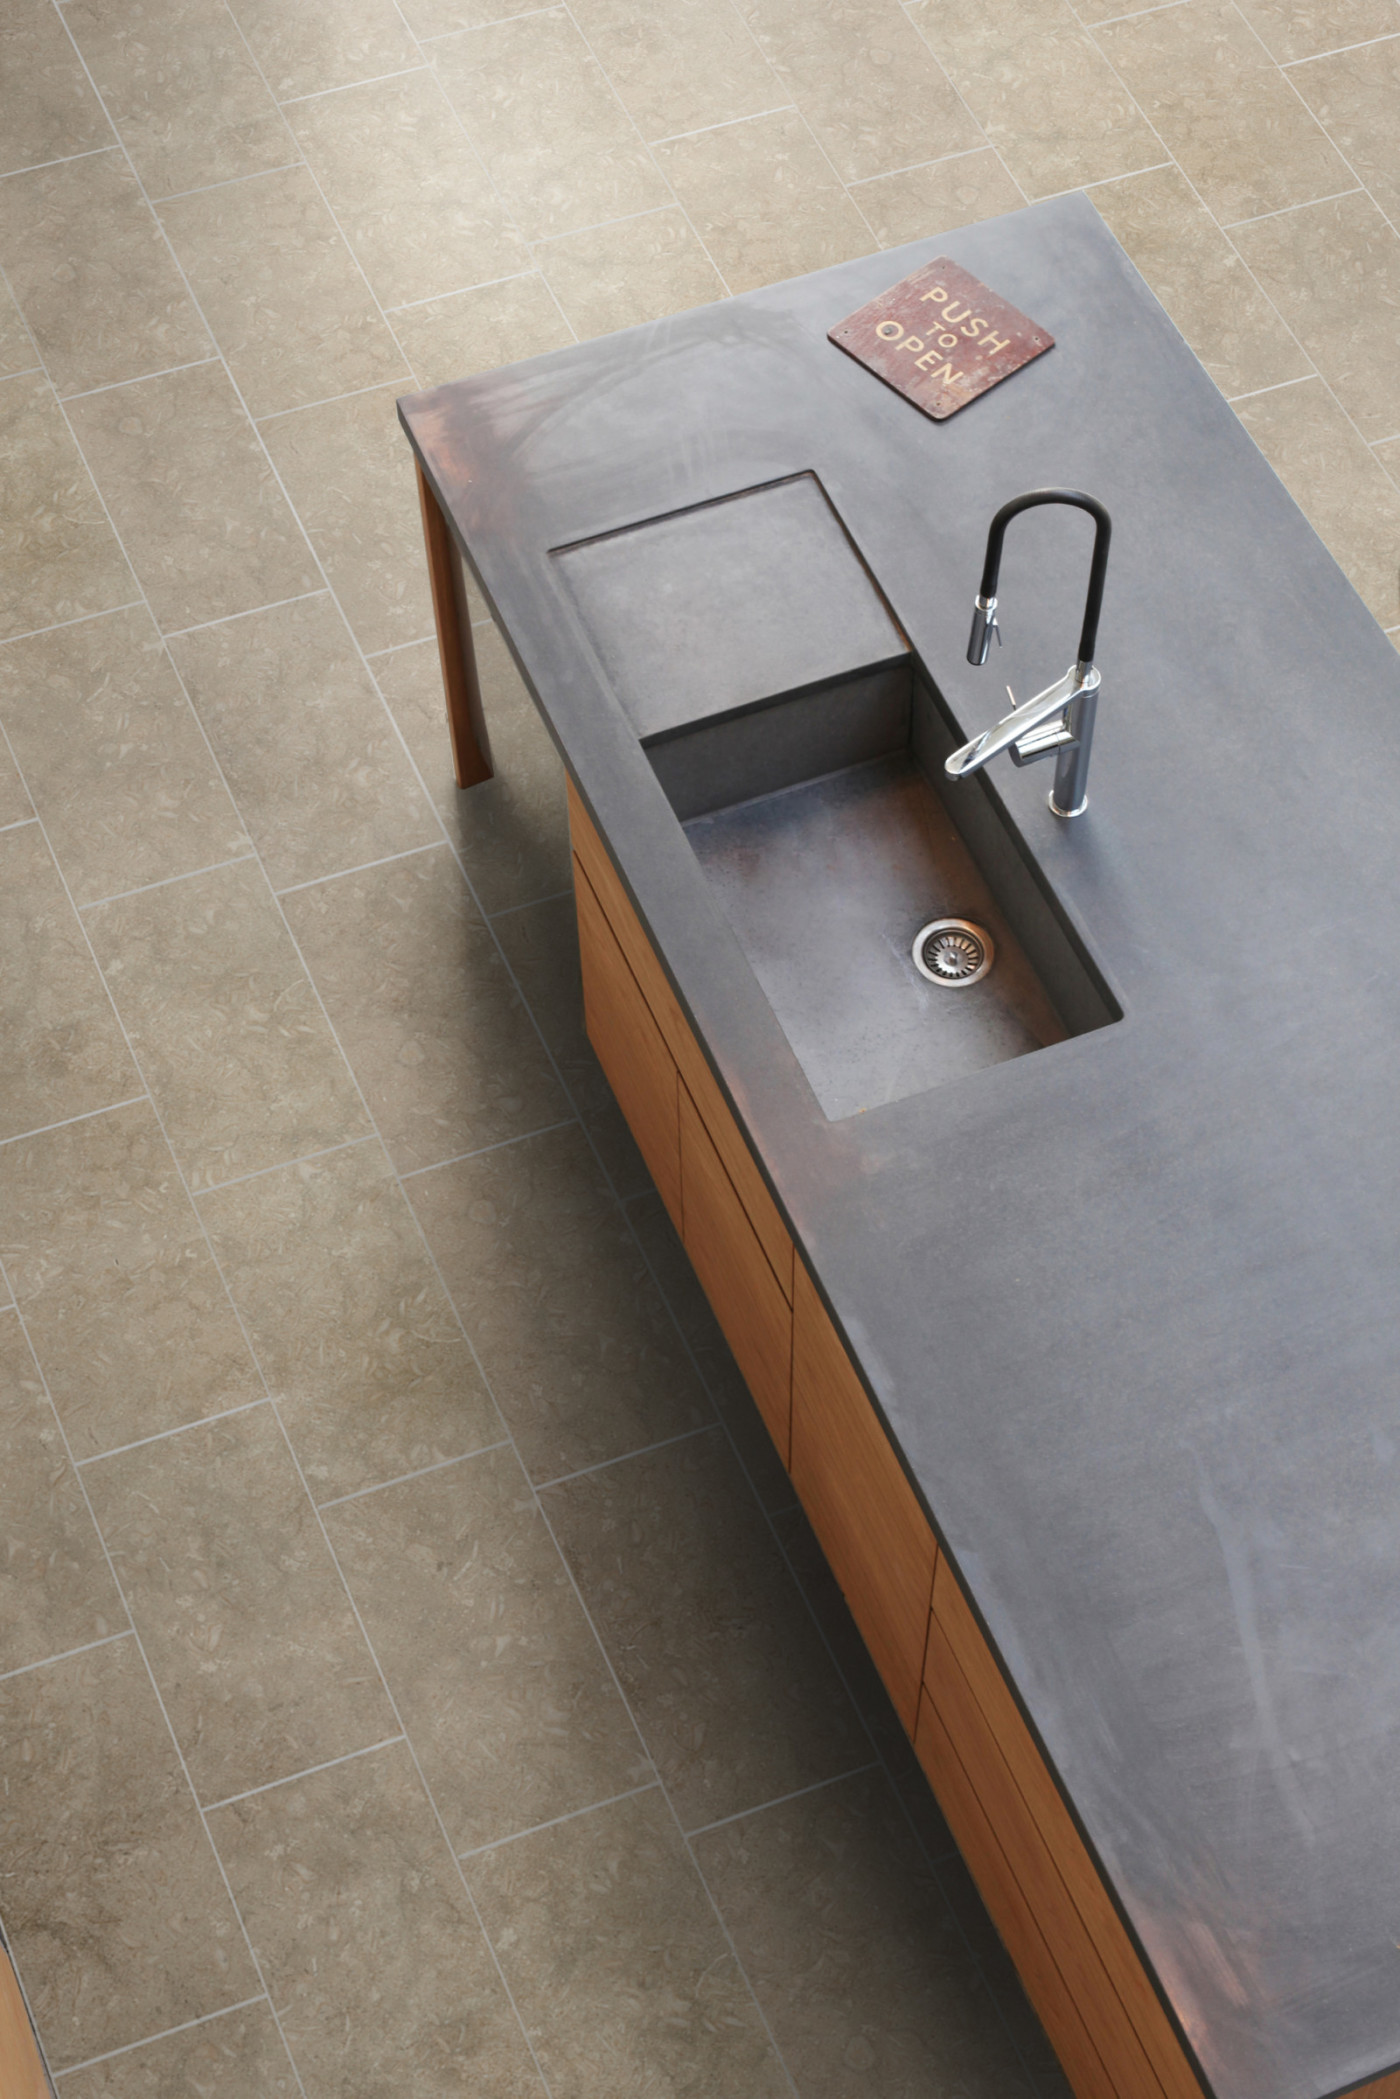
[950,488,1112,819]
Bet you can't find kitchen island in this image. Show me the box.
[399,194,1400,2099]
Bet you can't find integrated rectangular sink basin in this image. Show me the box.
[552,474,1119,1122]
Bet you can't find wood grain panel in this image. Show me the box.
[932,1566,1205,2099]
[679,1082,792,1462]
[566,778,793,1299]
[790,1263,936,1732]
[416,462,492,789]
[575,856,681,1230]
[925,1611,1173,2099]
[0,1940,50,2099]
[915,1687,1118,2099]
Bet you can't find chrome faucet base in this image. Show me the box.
[1048,790,1088,819]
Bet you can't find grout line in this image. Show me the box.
[898,0,1031,208]
[1222,183,1364,227]
[0,814,38,832]
[149,161,303,203]
[191,1134,377,1198]
[415,5,563,40]
[53,1997,271,2080]
[456,1782,663,1860]
[363,633,439,658]
[1037,160,1175,198]
[398,1118,579,1177]
[381,266,536,313]
[161,589,328,638]
[1079,0,1188,24]
[1228,372,1316,402]
[487,886,573,918]
[201,1735,407,1814]
[685,1761,882,1839]
[315,1440,513,1509]
[0,1631,133,1685]
[529,201,675,247]
[0,602,145,649]
[531,1421,716,1493]
[78,854,258,911]
[59,355,220,402]
[273,839,443,895]
[845,142,1003,189]
[0,143,118,181]
[255,375,408,423]
[1284,28,1400,66]
[0,1095,149,1151]
[74,1396,273,1468]
[278,64,429,104]
[648,103,797,146]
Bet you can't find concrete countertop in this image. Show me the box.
[399,193,1400,2099]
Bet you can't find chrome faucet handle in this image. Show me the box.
[967,595,1001,666]
[945,661,1097,780]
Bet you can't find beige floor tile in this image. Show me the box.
[694,1769,1039,2099]
[281,845,567,1175]
[211,1742,542,2098]
[377,629,572,916]
[623,1187,798,1514]
[0,823,138,1144]
[466,1788,789,2098]
[0,1638,257,2069]
[158,167,409,420]
[0,0,114,175]
[0,152,210,398]
[259,385,434,655]
[391,274,573,388]
[84,858,369,1189]
[0,606,250,905]
[57,2003,298,2099]
[1235,378,1400,626]
[326,1447,650,1850]
[225,0,420,102]
[1378,435,1400,489]
[64,362,318,632]
[406,1124,711,1478]
[398,0,532,32]
[85,1405,397,1803]
[919,4,1163,200]
[736,0,981,184]
[63,0,293,202]
[0,371,135,640]
[655,107,874,294]
[1290,36,1400,229]
[544,1430,868,1829]
[0,739,34,828]
[0,1312,126,1676]
[854,149,1026,249]
[0,269,35,376]
[1091,166,1310,398]
[569,0,782,142]
[169,594,437,889]
[1230,192,1400,442]
[0,1101,262,1460]
[288,71,526,313]
[432,11,669,243]
[1231,0,1397,65]
[537,207,726,338]
[198,1140,504,1501]
[1098,0,1353,223]
[492,891,650,1199]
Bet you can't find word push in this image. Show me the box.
[828,258,1054,420]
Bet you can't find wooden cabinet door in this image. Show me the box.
[1,1940,50,2099]
[679,1082,792,1463]
[575,858,682,1231]
[790,1263,936,1733]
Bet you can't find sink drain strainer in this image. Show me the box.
[913,918,995,987]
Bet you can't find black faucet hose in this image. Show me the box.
[976,489,1112,667]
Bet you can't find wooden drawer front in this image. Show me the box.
[1,1941,49,2099]
[790,1263,936,1733]
[575,858,681,1229]
[926,1567,1204,2099]
[567,779,793,1300]
[679,1083,792,1462]
[915,1687,1117,2099]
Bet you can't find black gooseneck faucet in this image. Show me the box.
[947,489,1112,819]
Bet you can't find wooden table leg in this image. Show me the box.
[416,460,494,788]
[1,1936,51,2099]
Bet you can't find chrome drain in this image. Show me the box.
[913,918,994,987]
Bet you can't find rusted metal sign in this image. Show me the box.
[828,258,1054,421]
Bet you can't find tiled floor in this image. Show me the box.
[0,0,1397,2088]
